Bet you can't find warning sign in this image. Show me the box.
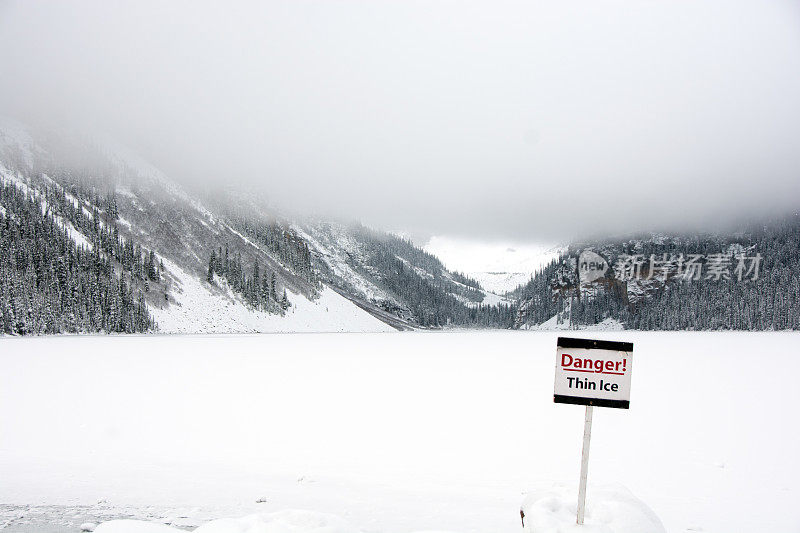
[554,337,633,409]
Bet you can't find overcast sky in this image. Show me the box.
[2,0,799,242]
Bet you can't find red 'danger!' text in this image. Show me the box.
[560,353,627,375]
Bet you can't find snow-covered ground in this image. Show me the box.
[1,332,798,533]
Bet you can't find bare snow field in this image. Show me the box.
[1,332,798,533]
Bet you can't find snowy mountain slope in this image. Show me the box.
[294,222,397,305]
[150,257,392,333]
[0,119,395,333]
[297,222,515,327]
[0,162,95,252]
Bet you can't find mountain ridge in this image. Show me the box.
[0,120,513,334]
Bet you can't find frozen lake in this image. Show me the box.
[1,331,798,533]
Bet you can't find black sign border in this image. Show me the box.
[554,394,630,409]
[557,336,633,352]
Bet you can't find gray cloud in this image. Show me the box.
[2,0,800,241]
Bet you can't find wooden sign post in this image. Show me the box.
[554,337,634,525]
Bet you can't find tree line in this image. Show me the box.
[0,181,155,334]
[225,215,315,283]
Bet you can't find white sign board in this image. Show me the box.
[554,337,633,409]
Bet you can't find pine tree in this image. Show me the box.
[207,250,216,284]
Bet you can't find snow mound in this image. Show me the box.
[521,483,665,533]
